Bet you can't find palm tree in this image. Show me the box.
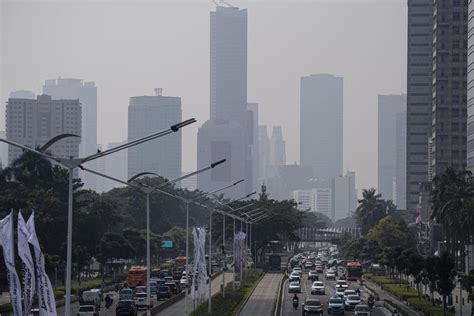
[355,188,385,235]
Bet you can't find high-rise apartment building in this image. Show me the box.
[6,95,81,163]
[128,90,182,181]
[300,74,343,180]
[197,5,253,197]
[467,0,474,172]
[431,0,468,177]
[406,0,434,213]
[333,171,357,221]
[378,94,406,204]
[43,78,98,189]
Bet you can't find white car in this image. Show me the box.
[288,281,302,293]
[180,276,188,287]
[325,271,336,280]
[311,281,325,295]
[343,289,357,301]
[335,287,345,298]
[134,292,152,309]
[336,280,348,289]
[344,295,361,310]
[293,266,302,273]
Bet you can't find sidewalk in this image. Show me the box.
[363,278,420,316]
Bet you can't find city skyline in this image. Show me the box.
[0,1,407,192]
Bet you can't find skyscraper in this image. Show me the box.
[258,125,271,184]
[431,0,468,177]
[467,0,474,172]
[248,103,260,190]
[128,90,182,181]
[333,171,357,221]
[43,78,98,189]
[269,126,286,176]
[300,74,343,180]
[197,5,253,197]
[378,94,406,203]
[99,140,128,192]
[6,94,81,163]
[406,0,434,213]
[210,6,247,121]
[0,130,7,168]
[396,111,407,209]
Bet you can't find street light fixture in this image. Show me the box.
[0,118,196,315]
[81,158,225,313]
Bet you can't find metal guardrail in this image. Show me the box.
[274,273,287,316]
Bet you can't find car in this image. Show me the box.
[180,276,188,287]
[165,281,179,294]
[135,286,146,293]
[156,286,172,300]
[305,261,315,269]
[288,281,302,293]
[343,290,357,301]
[336,280,348,289]
[315,265,324,273]
[311,281,325,295]
[325,271,336,280]
[78,305,99,316]
[293,266,303,273]
[119,288,133,301]
[290,273,302,283]
[308,270,319,281]
[327,297,344,314]
[334,287,345,298]
[344,295,361,310]
[134,292,152,309]
[115,300,138,316]
[302,298,324,315]
[353,304,371,316]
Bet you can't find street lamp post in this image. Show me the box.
[208,210,212,313]
[0,118,196,315]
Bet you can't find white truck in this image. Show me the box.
[81,290,101,311]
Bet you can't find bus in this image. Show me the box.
[346,261,362,281]
[127,266,147,288]
[175,256,186,268]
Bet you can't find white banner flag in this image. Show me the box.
[26,211,57,316]
[18,211,36,315]
[0,212,23,316]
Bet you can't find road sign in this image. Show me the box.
[162,240,173,248]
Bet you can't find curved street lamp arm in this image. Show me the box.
[0,138,57,161]
[39,134,81,152]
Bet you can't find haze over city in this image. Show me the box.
[1,0,407,191]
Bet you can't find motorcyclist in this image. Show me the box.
[105,294,113,309]
[356,288,361,295]
[368,294,374,307]
[292,293,299,309]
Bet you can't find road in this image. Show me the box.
[281,268,390,316]
[56,291,119,315]
[240,273,284,316]
[155,272,234,316]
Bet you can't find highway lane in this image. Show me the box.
[156,272,234,316]
[240,273,284,316]
[56,291,119,316]
[281,267,388,316]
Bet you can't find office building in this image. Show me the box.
[9,90,35,99]
[210,6,247,121]
[197,120,250,199]
[431,0,468,177]
[300,74,343,180]
[128,90,182,181]
[197,5,253,197]
[6,94,81,163]
[293,189,313,211]
[333,171,357,222]
[258,125,271,183]
[396,111,407,209]
[266,164,314,200]
[0,131,7,168]
[94,140,129,192]
[406,0,434,213]
[248,103,260,189]
[312,188,332,219]
[378,94,406,203]
[180,171,198,191]
[43,78,98,189]
[468,0,474,172]
[269,126,286,177]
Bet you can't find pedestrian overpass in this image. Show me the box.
[296,227,360,243]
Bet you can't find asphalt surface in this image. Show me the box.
[240,273,284,316]
[281,268,389,316]
[156,272,234,316]
[56,291,119,315]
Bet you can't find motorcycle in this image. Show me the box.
[368,297,375,308]
[105,295,113,309]
[292,300,299,310]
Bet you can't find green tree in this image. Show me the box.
[435,252,456,316]
[366,216,411,249]
[355,188,385,235]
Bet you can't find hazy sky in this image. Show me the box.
[0,0,407,192]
